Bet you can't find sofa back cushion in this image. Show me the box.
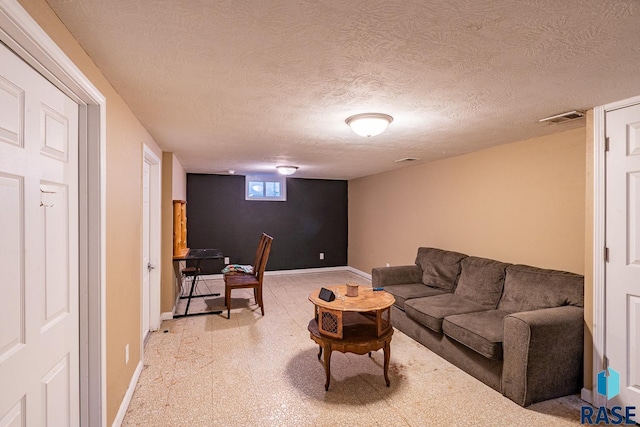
[454,257,511,309]
[415,247,468,292]
[497,264,584,312]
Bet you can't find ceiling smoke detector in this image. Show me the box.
[538,110,585,124]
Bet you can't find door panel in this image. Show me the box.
[0,398,24,427]
[42,182,69,323]
[41,356,70,427]
[0,76,23,147]
[142,160,150,339]
[0,43,79,426]
[0,174,23,363]
[144,148,161,332]
[605,103,640,409]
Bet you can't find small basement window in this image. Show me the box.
[245,175,287,201]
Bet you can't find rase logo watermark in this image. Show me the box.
[581,367,636,425]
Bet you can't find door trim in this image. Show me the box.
[589,94,640,408]
[0,1,106,425]
[143,144,161,333]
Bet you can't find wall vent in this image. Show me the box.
[394,157,420,163]
[538,110,585,124]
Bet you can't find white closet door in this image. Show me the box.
[0,42,79,426]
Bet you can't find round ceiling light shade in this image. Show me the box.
[276,165,298,175]
[345,113,393,137]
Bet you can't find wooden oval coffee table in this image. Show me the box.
[308,284,395,390]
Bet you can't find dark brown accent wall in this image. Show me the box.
[186,174,348,274]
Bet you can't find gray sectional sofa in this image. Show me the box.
[372,247,584,406]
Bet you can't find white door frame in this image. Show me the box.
[0,1,106,426]
[588,93,640,407]
[143,144,161,333]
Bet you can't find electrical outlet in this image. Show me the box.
[224,257,230,264]
[125,344,129,365]
[319,252,324,260]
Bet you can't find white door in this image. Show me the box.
[143,146,161,334]
[142,159,151,340]
[0,43,79,426]
[605,102,640,409]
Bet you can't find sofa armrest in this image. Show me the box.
[372,265,422,287]
[502,305,584,406]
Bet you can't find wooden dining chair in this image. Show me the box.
[224,233,273,319]
[222,233,269,278]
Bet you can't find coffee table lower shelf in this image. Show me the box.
[307,312,393,391]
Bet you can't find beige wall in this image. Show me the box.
[17,0,162,423]
[349,127,587,275]
[172,155,187,200]
[161,153,187,314]
[349,125,590,393]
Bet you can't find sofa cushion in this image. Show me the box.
[454,257,511,309]
[497,265,584,313]
[415,247,468,291]
[405,294,488,333]
[383,284,446,310]
[443,310,511,360]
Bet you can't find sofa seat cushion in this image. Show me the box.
[443,310,511,360]
[404,294,488,333]
[498,265,584,313]
[454,256,511,309]
[384,284,446,310]
[415,247,468,292]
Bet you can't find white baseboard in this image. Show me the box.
[581,387,594,406]
[346,266,372,280]
[167,266,372,319]
[196,265,369,281]
[111,360,143,427]
[161,286,184,320]
[265,266,348,276]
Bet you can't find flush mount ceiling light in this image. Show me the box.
[345,113,393,137]
[276,165,298,175]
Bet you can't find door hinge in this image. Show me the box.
[604,247,609,262]
[605,137,610,152]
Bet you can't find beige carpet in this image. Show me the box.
[123,271,587,426]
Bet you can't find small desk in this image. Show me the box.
[173,248,223,317]
[308,285,395,390]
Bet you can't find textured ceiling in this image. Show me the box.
[47,0,640,180]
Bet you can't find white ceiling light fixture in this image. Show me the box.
[276,165,298,175]
[346,113,394,137]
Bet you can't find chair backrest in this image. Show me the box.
[252,233,269,270]
[254,234,273,282]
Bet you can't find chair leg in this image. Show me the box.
[225,286,231,319]
[257,286,264,316]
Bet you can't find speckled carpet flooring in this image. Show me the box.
[123,270,587,426]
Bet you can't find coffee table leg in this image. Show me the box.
[323,345,332,391]
[383,339,391,387]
